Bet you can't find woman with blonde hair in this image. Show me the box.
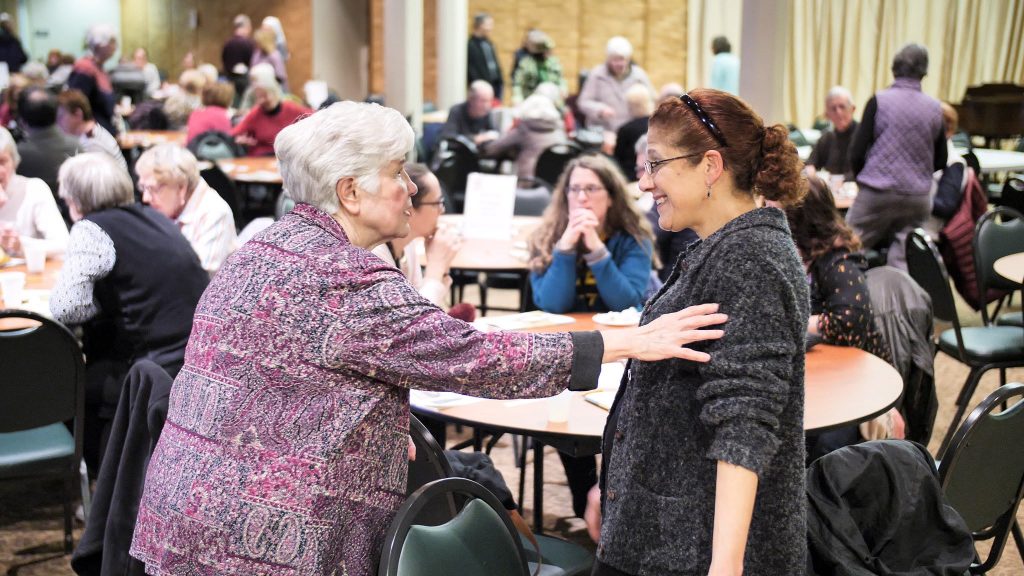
[250,27,287,92]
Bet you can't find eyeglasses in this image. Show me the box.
[419,200,446,213]
[643,150,706,176]
[680,94,728,148]
[566,184,606,197]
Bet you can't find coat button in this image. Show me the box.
[607,489,617,501]
[614,429,624,441]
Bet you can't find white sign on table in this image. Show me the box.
[460,172,517,240]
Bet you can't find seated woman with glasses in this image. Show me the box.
[371,163,461,308]
[528,153,656,315]
[528,153,656,520]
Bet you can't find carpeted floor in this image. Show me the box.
[2,282,1022,575]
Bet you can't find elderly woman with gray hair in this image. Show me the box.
[577,36,654,132]
[129,101,727,576]
[136,144,238,274]
[50,153,209,474]
[230,73,310,156]
[67,23,119,135]
[847,43,947,271]
[0,126,68,258]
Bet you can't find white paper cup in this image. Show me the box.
[0,271,26,306]
[21,237,46,273]
[547,389,573,423]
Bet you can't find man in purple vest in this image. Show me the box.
[847,43,946,270]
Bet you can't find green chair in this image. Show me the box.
[972,207,1024,327]
[938,383,1024,573]
[406,416,594,576]
[904,230,1024,455]
[0,310,87,553]
[379,477,534,576]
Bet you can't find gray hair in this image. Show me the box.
[250,68,282,102]
[825,85,853,106]
[21,62,48,83]
[892,43,929,80]
[0,127,20,169]
[274,101,414,214]
[85,24,117,53]
[135,144,200,193]
[233,14,252,30]
[634,133,648,155]
[606,36,633,59]
[519,93,560,124]
[58,153,135,216]
[473,13,492,30]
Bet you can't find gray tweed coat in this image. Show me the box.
[597,207,810,575]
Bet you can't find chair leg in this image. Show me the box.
[63,474,74,554]
[518,436,529,515]
[479,280,489,317]
[1013,520,1024,565]
[941,369,985,455]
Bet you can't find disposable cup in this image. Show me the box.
[547,389,573,423]
[0,271,26,306]
[21,237,46,273]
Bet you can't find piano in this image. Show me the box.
[955,83,1024,148]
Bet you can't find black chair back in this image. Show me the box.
[961,150,982,179]
[938,382,1024,573]
[999,176,1024,215]
[200,165,245,231]
[906,229,968,359]
[432,136,480,213]
[378,477,530,576]
[513,177,552,216]
[0,311,85,434]
[973,207,1024,324]
[534,143,583,189]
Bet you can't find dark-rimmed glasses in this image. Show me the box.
[643,150,706,176]
[680,94,728,148]
[419,199,446,213]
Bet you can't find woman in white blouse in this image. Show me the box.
[372,163,461,307]
[135,144,237,275]
[0,127,69,257]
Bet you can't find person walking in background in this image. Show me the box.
[0,13,27,74]
[847,43,946,271]
[511,30,566,105]
[467,13,503,102]
[709,36,739,95]
[68,24,119,135]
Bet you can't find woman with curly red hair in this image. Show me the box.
[586,89,810,575]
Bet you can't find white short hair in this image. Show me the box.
[136,144,200,193]
[58,153,134,216]
[606,36,633,59]
[519,93,560,124]
[0,127,20,169]
[86,24,117,52]
[274,101,414,214]
[826,85,853,107]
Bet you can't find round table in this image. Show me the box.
[0,258,62,330]
[438,214,540,272]
[216,157,283,185]
[412,312,903,527]
[117,130,187,151]
[993,252,1024,284]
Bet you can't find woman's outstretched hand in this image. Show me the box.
[601,303,727,363]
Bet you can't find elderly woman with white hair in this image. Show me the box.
[67,23,119,134]
[481,92,569,179]
[230,73,310,156]
[49,152,209,473]
[136,144,238,274]
[0,126,68,257]
[129,101,727,576]
[577,36,654,132]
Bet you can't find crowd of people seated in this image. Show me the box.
[0,8,1017,576]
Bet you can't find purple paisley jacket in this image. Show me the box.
[130,203,601,575]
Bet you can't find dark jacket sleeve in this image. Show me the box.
[932,162,964,220]
[933,130,948,171]
[849,97,877,177]
[807,131,831,170]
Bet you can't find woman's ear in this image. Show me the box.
[704,149,725,187]
[336,177,360,215]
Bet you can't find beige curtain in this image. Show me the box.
[785,0,1024,129]
[685,0,744,91]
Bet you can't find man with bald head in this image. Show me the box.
[439,80,499,146]
[807,85,858,179]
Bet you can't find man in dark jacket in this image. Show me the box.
[439,80,498,146]
[16,87,79,213]
[467,13,503,101]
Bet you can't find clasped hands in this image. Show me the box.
[556,209,603,254]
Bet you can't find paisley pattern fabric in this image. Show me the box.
[130,203,575,575]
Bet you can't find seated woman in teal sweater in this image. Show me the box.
[529,153,656,315]
[527,153,656,518]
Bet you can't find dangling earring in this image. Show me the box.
[705,184,712,199]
